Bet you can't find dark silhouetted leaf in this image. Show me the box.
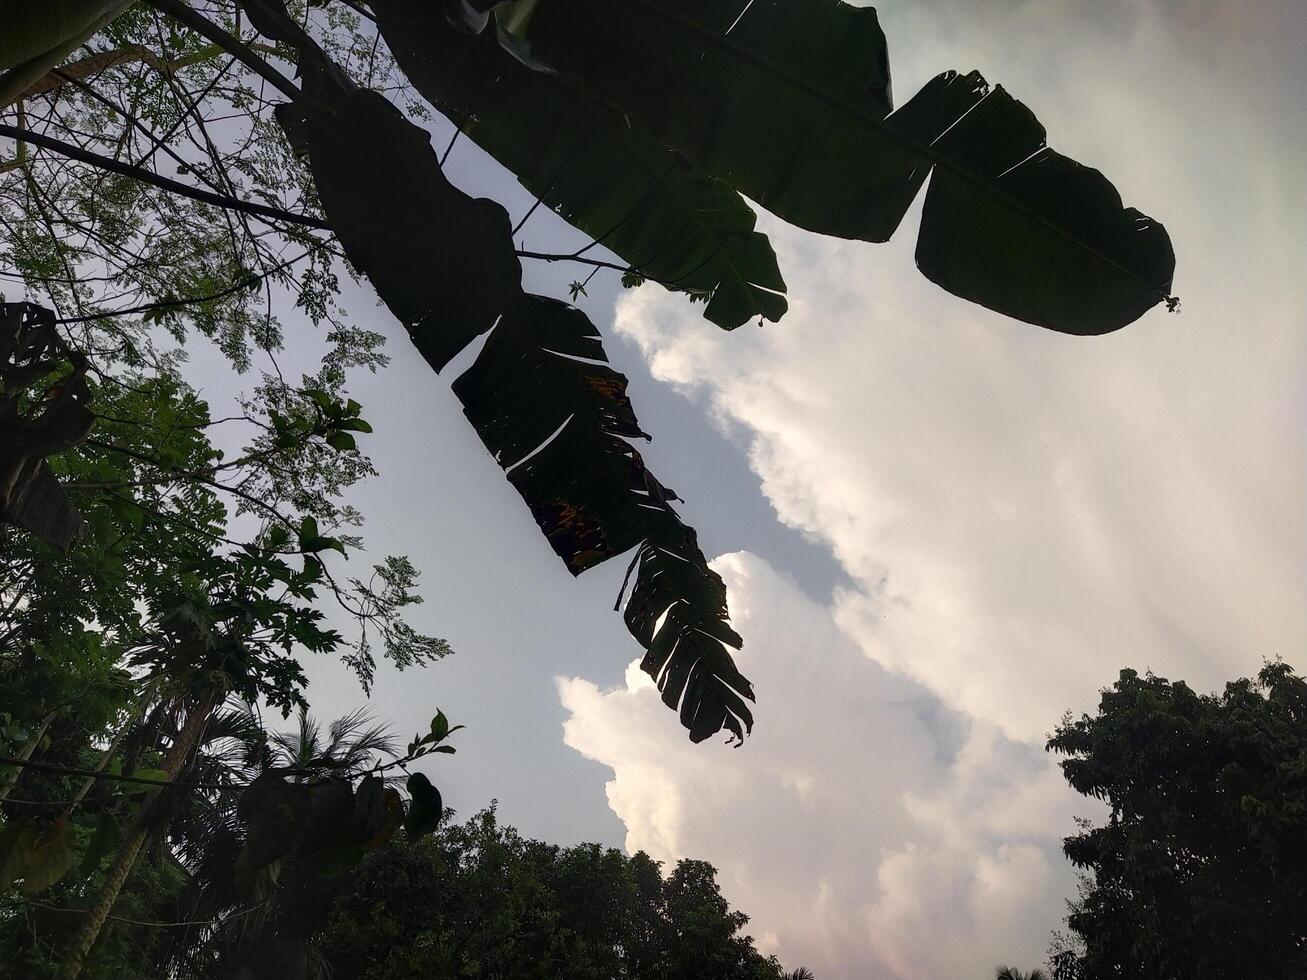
[507,0,1175,334]
[299,780,354,854]
[442,0,500,35]
[0,819,37,890]
[238,774,309,870]
[454,296,753,741]
[349,774,385,844]
[273,86,522,372]
[363,787,405,849]
[257,24,754,743]
[372,0,787,329]
[404,772,442,841]
[1,303,91,550]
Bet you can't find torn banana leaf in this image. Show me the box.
[508,0,1176,335]
[266,37,754,741]
[371,0,786,330]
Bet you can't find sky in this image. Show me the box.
[180,2,1307,976]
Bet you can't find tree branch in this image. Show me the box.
[0,123,330,230]
[0,754,235,791]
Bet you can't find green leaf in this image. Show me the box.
[509,0,1175,335]
[121,768,169,793]
[78,811,119,876]
[20,815,77,894]
[0,819,38,890]
[430,710,449,741]
[371,0,786,330]
[306,389,335,414]
[324,430,356,452]
[296,515,346,556]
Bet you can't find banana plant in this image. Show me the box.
[372,0,787,330]
[236,0,758,744]
[394,0,1177,336]
[0,0,1179,747]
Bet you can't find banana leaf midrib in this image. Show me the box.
[622,0,1175,302]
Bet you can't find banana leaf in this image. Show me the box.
[371,0,786,330]
[507,0,1177,335]
[0,0,136,105]
[248,0,754,741]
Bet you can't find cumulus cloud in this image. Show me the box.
[560,554,1080,977]
[559,1,1306,975]
[604,0,1306,741]
[616,198,1303,741]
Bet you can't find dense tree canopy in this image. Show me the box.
[1047,663,1307,980]
[284,807,791,980]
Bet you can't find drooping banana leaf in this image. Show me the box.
[241,0,754,742]
[370,0,786,330]
[504,0,1177,335]
[453,294,755,741]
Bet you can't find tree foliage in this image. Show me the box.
[289,806,792,980]
[1047,663,1307,980]
[0,291,454,975]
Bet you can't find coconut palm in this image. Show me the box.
[155,705,401,979]
[266,705,398,778]
[786,969,816,980]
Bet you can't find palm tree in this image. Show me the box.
[267,705,397,778]
[155,705,400,978]
[996,967,1049,980]
[786,969,816,980]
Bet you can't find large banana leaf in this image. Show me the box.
[0,0,136,105]
[245,0,754,742]
[507,0,1177,335]
[370,0,786,330]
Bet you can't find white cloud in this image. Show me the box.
[615,189,1304,740]
[559,554,1081,977]
[559,1,1306,976]
[604,0,1307,739]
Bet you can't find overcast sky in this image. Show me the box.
[185,2,1307,976]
